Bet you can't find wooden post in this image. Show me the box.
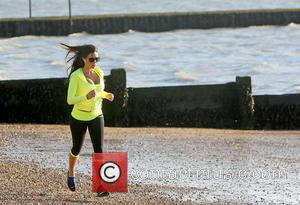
[29,0,32,18]
[102,69,128,126]
[236,76,255,129]
[68,0,72,20]
[68,0,73,32]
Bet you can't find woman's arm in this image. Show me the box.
[67,75,87,105]
[101,91,114,101]
[95,68,114,101]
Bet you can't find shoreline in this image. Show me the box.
[1,124,299,204]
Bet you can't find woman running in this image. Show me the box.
[61,43,114,197]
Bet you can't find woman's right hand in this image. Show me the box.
[86,89,96,100]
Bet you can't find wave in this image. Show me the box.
[2,35,37,42]
[122,61,137,71]
[287,22,300,27]
[50,60,66,67]
[68,32,91,37]
[247,67,263,75]
[292,85,300,92]
[248,62,278,76]
[174,70,198,82]
[128,29,137,33]
[0,70,8,80]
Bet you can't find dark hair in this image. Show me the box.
[60,43,98,81]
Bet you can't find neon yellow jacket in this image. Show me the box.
[67,67,110,121]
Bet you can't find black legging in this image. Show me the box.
[69,115,104,156]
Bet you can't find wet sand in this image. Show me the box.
[0,124,299,204]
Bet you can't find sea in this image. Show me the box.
[1,0,300,95]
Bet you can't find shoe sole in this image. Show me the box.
[97,192,110,197]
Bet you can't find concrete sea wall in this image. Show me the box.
[1,8,300,37]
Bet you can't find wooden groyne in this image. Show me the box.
[1,8,300,37]
[0,71,254,129]
[1,69,300,129]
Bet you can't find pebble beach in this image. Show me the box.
[0,124,299,204]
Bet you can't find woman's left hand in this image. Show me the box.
[107,93,114,102]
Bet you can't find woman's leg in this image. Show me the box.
[88,115,109,197]
[69,115,88,176]
[88,115,104,153]
[69,152,79,177]
[88,115,109,196]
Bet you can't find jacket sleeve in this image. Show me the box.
[100,91,111,99]
[67,75,87,105]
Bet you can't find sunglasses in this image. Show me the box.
[88,57,100,62]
